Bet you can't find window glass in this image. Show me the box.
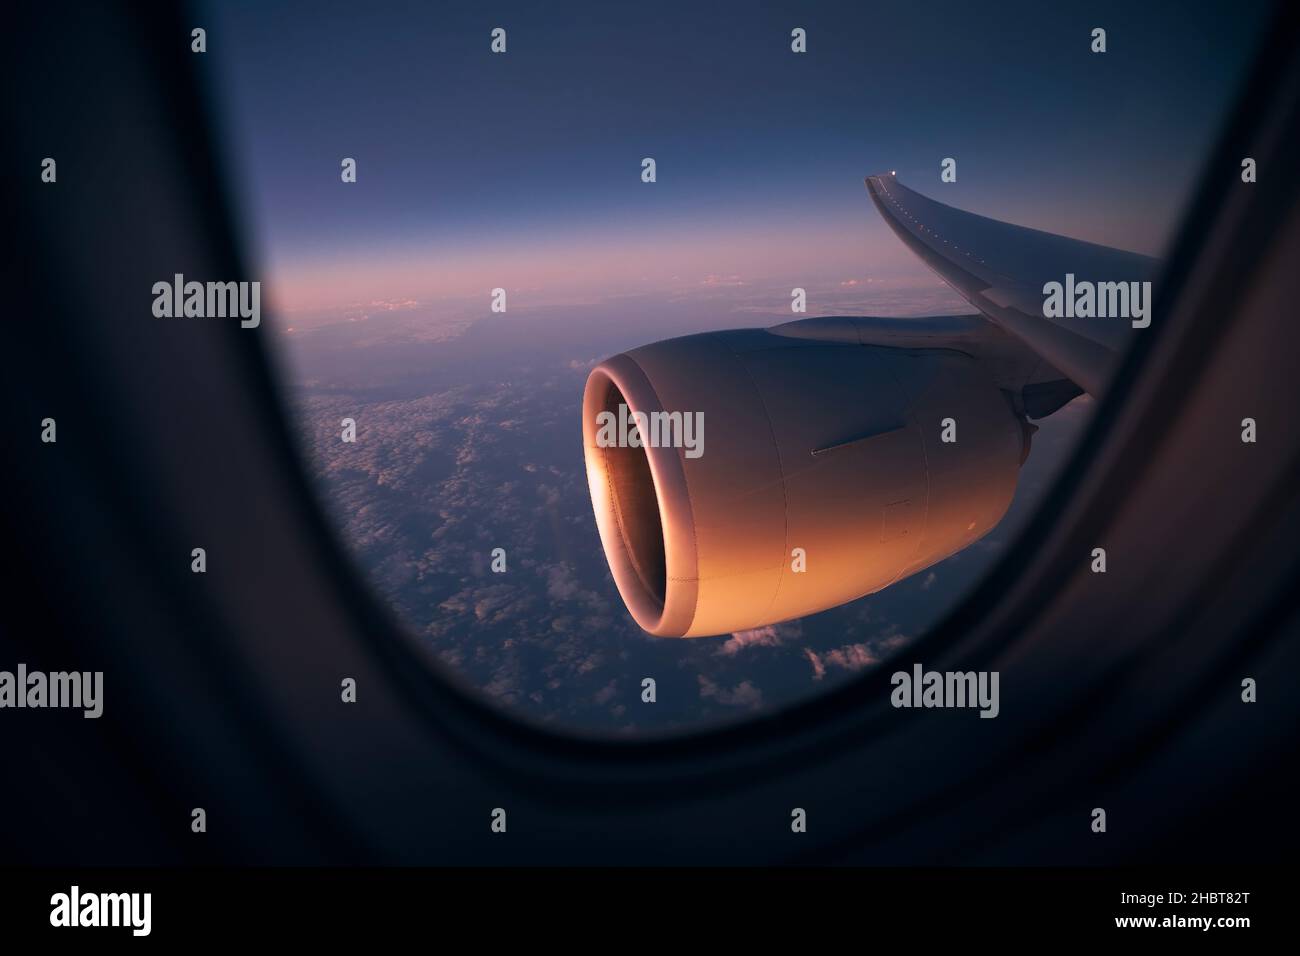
[204,0,1270,734]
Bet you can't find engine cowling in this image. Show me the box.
[581,328,1027,637]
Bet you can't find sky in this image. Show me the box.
[203,0,1269,318]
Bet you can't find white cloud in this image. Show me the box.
[717,621,802,656]
[697,675,764,708]
[805,642,879,680]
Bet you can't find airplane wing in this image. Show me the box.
[864,174,1161,396]
[767,312,1083,419]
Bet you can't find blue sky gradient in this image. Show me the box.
[206,0,1268,312]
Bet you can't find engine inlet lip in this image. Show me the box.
[582,355,699,637]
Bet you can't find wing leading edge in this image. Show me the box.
[865,174,1161,396]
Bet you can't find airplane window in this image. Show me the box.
[201,1,1270,735]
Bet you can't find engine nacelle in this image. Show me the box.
[582,328,1028,637]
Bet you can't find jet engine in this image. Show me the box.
[581,327,1030,637]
